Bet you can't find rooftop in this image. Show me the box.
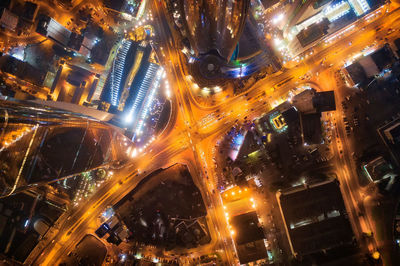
[363,156,394,182]
[385,122,400,144]
[231,211,264,245]
[300,113,322,145]
[235,131,260,161]
[277,179,354,257]
[230,211,268,264]
[313,91,336,112]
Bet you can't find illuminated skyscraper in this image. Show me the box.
[171,0,250,61]
[0,98,130,197]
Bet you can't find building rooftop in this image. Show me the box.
[235,239,268,264]
[277,179,354,257]
[384,122,400,144]
[22,2,38,21]
[236,130,260,161]
[313,91,336,112]
[231,211,264,245]
[345,61,367,86]
[296,19,330,47]
[68,32,84,51]
[292,89,316,114]
[358,55,380,77]
[377,118,400,166]
[103,0,127,12]
[370,44,395,71]
[394,38,400,51]
[36,15,71,47]
[230,211,267,264]
[345,45,395,86]
[260,0,279,9]
[282,107,299,125]
[363,156,394,182]
[0,55,45,86]
[300,113,322,145]
[0,8,18,31]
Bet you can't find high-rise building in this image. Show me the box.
[99,39,138,112]
[36,15,71,47]
[98,40,164,136]
[0,98,130,198]
[103,0,146,19]
[171,0,250,61]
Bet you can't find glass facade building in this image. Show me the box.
[0,99,129,197]
[171,0,250,61]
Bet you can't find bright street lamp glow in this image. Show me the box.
[272,13,284,25]
[274,38,282,46]
[131,148,137,158]
[124,113,133,124]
